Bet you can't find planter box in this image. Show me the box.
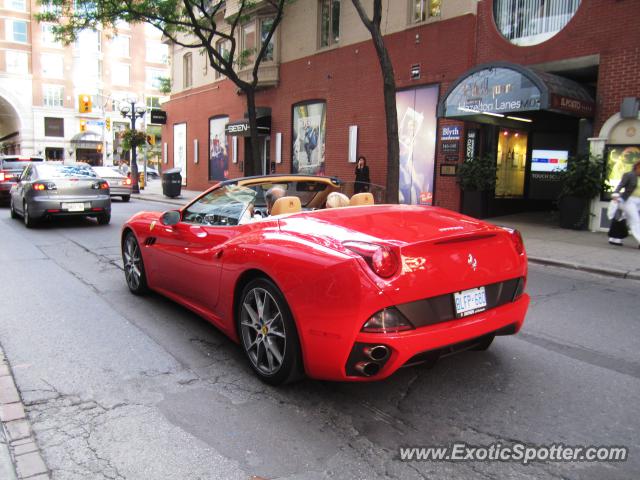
[462,190,489,219]
[559,196,590,230]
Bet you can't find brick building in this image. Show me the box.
[161,0,640,229]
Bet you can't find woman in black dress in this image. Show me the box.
[354,156,370,194]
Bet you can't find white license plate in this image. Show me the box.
[454,287,487,317]
[62,202,85,212]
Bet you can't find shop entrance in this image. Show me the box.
[496,128,528,198]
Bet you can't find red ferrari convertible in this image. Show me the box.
[122,175,529,385]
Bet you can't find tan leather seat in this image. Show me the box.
[350,192,374,206]
[271,196,302,216]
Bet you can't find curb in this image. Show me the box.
[130,194,190,206]
[0,346,50,480]
[528,256,640,281]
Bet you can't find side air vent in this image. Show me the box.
[144,237,156,246]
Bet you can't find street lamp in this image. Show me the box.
[119,98,147,193]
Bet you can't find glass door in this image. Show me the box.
[495,128,527,198]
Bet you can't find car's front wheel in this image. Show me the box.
[238,278,303,385]
[122,232,149,295]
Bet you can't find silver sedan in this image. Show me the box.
[9,162,111,227]
[93,166,133,202]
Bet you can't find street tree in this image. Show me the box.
[37,0,289,178]
[350,0,399,203]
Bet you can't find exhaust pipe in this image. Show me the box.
[354,361,380,377]
[363,345,390,361]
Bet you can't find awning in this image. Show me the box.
[70,131,103,149]
[225,109,271,137]
[438,62,595,120]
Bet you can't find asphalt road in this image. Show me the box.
[0,193,638,480]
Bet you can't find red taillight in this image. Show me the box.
[121,178,132,186]
[91,207,103,211]
[343,241,399,278]
[100,182,109,190]
[33,183,46,191]
[499,227,525,255]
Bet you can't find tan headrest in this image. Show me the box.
[271,196,302,216]
[350,192,374,206]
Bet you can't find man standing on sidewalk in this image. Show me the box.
[614,160,640,248]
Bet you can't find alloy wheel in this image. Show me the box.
[240,287,287,376]
[123,235,142,291]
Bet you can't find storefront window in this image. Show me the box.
[209,116,230,181]
[413,0,441,22]
[292,101,326,175]
[605,145,640,196]
[496,129,527,198]
[494,0,582,46]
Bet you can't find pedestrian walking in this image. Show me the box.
[612,160,640,248]
[354,156,370,194]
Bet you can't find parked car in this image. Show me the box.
[121,175,529,385]
[0,155,45,204]
[93,166,132,201]
[10,162,111,227]
[138,165,159,179]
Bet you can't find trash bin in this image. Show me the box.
[162,168,182,198]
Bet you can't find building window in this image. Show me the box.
[74,29,100,53]
[111,35,130,57]
[7,20,28,43]
[494,0,582,46]
[146,68,165,90]
[7,0,26,11]
[319,0,340,48]
[41,24,62,47]
[183,53,192,88]
[41,53,64,78]
[43,85,64,107]
[5,51,28,74]
[260,17,275,61]
[412,0,441,22]
[146,42,168,64]
[112,63,130,85]
[214,40,230,79]
[146,96,161,109]
[241,22,256,63]
[44,117,65,137]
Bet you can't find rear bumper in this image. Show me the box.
[29,196,111,218]
[0,182,15,198]
[306,294,529,381]
[109,186,132,197]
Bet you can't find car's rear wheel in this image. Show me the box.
[238,278,303,385]
[97,212,111,225]
[23,202,36,228]
[122,232,148,295]
[122,195,130,202]
[471,334,495,351]
[10,198,18,219]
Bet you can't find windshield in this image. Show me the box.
[93,167,123,177]
[183,185,257,226]
[36,164,98,179]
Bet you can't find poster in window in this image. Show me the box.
[606,145,640,196]
[173,123,187,186]
[292,101,326,175]
[396,85,438,205]
[209,116,229,181]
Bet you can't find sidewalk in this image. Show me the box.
[132,182,639,280]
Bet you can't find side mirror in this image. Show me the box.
[160,210,181,226]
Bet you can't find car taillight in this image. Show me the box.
[121,178,132,186]
[362,308,414,333]
[0,172,5,182]
[92,181,109,190]
[33,182,56,191]
[500,227,525,255]
[343,241,398,278]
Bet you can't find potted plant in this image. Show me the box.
[556,154,608,230]
[457,152,497,219]
[120,129,148,152]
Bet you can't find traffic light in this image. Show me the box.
[105,118,111,131]
[79,120,87,132]
[78,95,92,113]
